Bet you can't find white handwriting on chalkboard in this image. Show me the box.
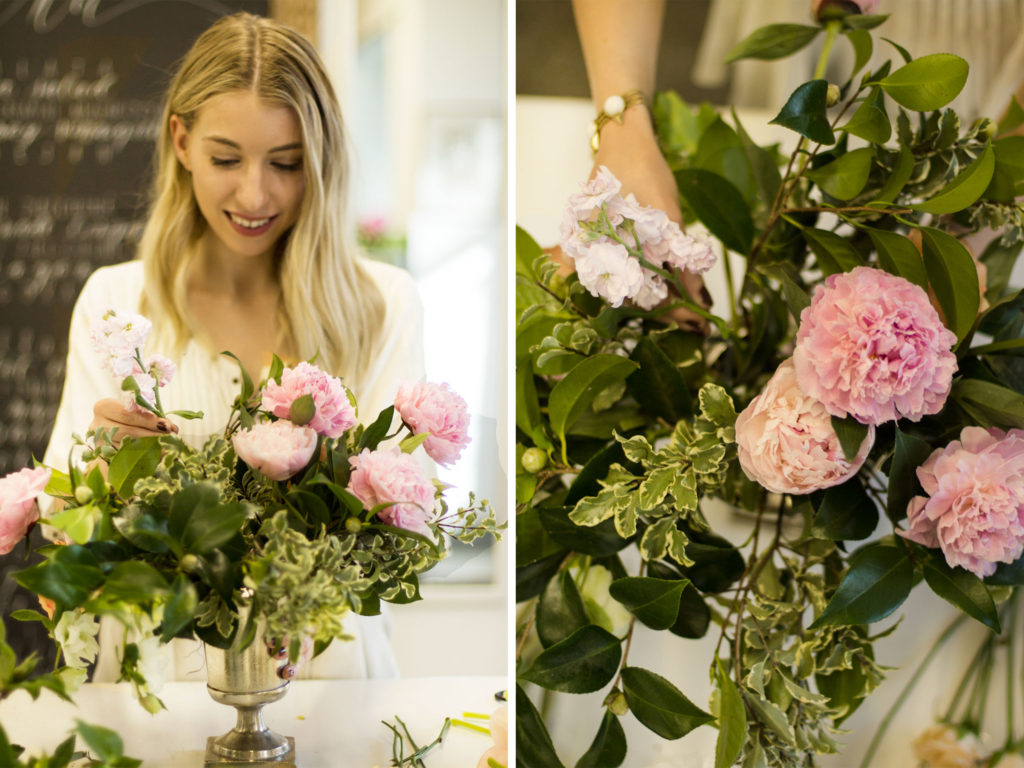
[1,0,233,33]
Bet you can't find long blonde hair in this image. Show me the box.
[139,12,385,388]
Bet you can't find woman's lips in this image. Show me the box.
[226,211,278,237]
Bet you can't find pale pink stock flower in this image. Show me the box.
[90,308,152,378]
[566,166,621,217]
[793,267,957,425]
[394,381,472,467]
[574,241,646,308]
[900,427,1024,578]
[119,360,158,413]
[261,362,356,439]
[232,420,318,482]
[736,359,874,494]
[347,448,435,537]
[912,724,984,768]
[475,704,508,768]
[0,467,51,554]
[146,355,176,387]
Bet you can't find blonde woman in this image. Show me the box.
[43,12,421,680]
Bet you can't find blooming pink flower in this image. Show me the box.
[566,166,621,218]
[736,359,874,494]
[900,427,1024,578]
[0,467,51,554]
[793,267,957,425]
[232,420,318,482]
[90,308,152,378]
[573,240,646,308]
[394,381,471,467]
[347,448,435,537]
[261,362,356,439]
[146,355,176,387]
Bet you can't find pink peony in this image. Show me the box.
[232,420,318,482]
[900,427,1024,578]
[736,359,874,494]
[0,467,51,554]
[394,381,471,467]
[347,448,435,537]
[793,267,957,425]
[261,362,356,439]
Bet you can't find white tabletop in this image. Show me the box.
[0,676,507,767]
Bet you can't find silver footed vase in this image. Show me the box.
[203,607,295,766]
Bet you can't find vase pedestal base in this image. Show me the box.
[203,736,295,767]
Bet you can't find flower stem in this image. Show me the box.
[813,21,842,81]
[859,613,968,768]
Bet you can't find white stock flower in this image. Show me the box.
[993,755,1024,768]
[54,609,100,669]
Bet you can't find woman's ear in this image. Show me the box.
[169,114,191,171]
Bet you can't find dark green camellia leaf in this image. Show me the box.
[680,533,745,593]
[814,477,878,541]
[75,721,139,767]
[519,625,622,693]
[759,263,810,322]
[675,169,755,254]
[726,23,820,62]
[537,570,589,648]
[549,355,638,457]
[830,415,870,463]
[806,147,875,200]
[770,80,835,145]
[99,561,169,604]
[576,710,627,768]
[517,507,563,567]
[626,337,693,423]
[540,507,631,557]
[985,137,1024,203]
[669,582,711,639]
[886,428,933,522]
[714,659,746,768]
[845,28,873,79]
[922,554,1000,632]
[804,228,864,275]
[609,576,686,631]
[914,143,995,214]
[843,88,891,144]
[517,551,566,603]
[621,666,714,739]
[566,443,627,506]
[845,13,889,30]
[988,552,1024,585]
[867,228,928,290]
[107,436,161,498]
[953,378,1024,429]
[919,227,980,343]
[359,405,395,451]
[732,108,783,206]
[879,54,969,111]
[517,684,566,768]
[693,118,756,204]
[809,543,914,628]
[161,573,199,642]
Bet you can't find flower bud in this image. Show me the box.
[826,83,840,107]
[812,0,878,21]
[520,447,547,474]
[180,554,200,572]
[344,517,362,534]
[73,486,93,504]
[604,689,628,716]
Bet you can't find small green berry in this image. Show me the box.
[181,554,200,572]
[826,83,840,107]
[521,447,547,474]
[73,486,93,504]
[345,517,362,534]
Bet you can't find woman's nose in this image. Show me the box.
[236,164,269,211]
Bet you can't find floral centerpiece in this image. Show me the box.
[0,306,501,753]
[517,4,1024,767]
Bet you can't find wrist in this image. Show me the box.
[590,89,652,153]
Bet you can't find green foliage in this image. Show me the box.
[515,11,1024,768]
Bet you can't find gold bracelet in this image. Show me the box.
[590,89,647,153]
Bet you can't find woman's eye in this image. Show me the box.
[272,161,303,172]
[210,157,239,167]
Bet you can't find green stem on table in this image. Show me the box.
[1005,591,1019,750]
[858,613,968,768]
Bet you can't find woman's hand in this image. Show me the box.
[90,399,178,444]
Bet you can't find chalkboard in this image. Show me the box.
[0,0,268,666]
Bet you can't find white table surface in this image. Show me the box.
[0,676,507,767]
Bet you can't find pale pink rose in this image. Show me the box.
[475,704,508,768]
[0,467,51,554]
[813,0,879,20]
[736,359,874,494]
[899,427,1024,578]
[794,267,957,425]
[574,240,646,308]
[394,381,471,467]
[232,420,318,482]
[261,362,356,439]
[347,448,435,537]
[912,724,984,768]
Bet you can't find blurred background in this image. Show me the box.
[0,0,506,679]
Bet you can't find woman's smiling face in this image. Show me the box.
[170,90,306,263]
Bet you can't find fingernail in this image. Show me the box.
[156,421,170,433]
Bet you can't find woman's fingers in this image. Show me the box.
[90,398,178,442]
